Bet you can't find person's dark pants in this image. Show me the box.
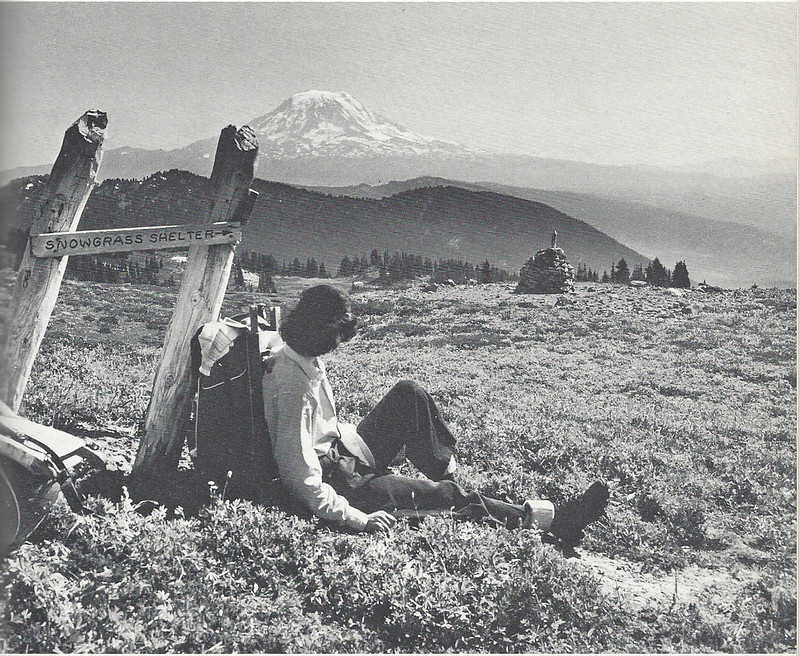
[337,380,527,528]
[356,379,456,479]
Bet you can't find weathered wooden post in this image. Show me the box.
[133,125,259,474]
[1,111,107,411]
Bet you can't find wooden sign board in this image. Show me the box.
[31,222,242,258]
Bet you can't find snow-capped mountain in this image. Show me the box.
[0,90,478,186]
[1,90,794,239]
[249,90,473,159]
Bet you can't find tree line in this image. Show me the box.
[238,248,515,286]
[38,248,512,289]
[64,253,176,286]
[595,257,691,288]
[238,251,330,280]
[338,249,514,284]
[24,242,691,291]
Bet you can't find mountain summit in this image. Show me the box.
[249,90,472,159]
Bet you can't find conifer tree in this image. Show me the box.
[646,258,668,286]
[306,258,319,278]
[479,259,493,284]
[233,262,246,289]
[258,271,277,293]
[615,259,630,284]
[672,261,691,288]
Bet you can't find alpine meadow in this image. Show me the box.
[0,274,795,652]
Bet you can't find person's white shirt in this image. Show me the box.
[262,344,374,530]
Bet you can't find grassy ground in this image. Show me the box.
[0,275,796,652]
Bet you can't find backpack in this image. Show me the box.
[0,403,104,556]
[190,304,282,502]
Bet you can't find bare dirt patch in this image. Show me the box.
[579,550,760,613]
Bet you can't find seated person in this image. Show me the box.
[262,284,608,547]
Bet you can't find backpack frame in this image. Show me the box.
[0,405,104,556]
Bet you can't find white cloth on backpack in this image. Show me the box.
[197,320,246,376]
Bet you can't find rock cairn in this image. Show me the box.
[515,231,575,294]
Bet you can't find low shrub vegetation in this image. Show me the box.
[0,278,796,652]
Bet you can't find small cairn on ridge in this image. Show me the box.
[515,231,575,294]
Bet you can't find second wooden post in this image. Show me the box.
[133,125,259,474]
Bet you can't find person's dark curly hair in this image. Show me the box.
[279,284,360,356]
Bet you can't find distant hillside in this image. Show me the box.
[245,181,648,274]
[1,170,648,276]
[0,171,210,238]
[477,183,797,289]
[304,177,797,288]
[304,177,470,199]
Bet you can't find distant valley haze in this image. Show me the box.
[0,3,795,287]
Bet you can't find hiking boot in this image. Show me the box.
[547,481,609,548]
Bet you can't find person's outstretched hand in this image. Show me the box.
[364,510,396,534]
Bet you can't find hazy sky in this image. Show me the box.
[0,2,795,170]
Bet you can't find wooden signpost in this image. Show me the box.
[3,113,263,479]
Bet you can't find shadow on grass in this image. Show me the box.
[77,467,306,521]
[78,468,208,516]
